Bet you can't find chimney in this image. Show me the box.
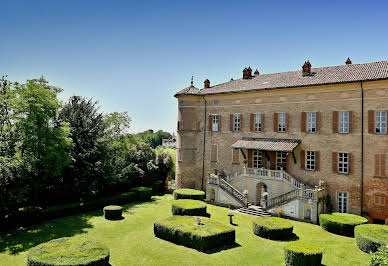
[243,66,252,79]
[254,69,260,75]
[302,61,311,76]
[345,57,352,65]
[204,79,210,88]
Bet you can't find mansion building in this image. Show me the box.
[174,59,388,224]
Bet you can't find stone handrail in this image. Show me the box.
[264,188,319,210]
[208,175,248,206]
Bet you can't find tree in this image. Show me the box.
[135,130,172,148]
[104,112,131,140]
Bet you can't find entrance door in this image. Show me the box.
[256,182,267,206]
[253,150,262,168]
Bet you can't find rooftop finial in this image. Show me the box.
[190,75,194,86]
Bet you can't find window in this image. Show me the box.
[254,114,262,132]
[213,100,219,106]
[232,149,240,164]
[306,151,315,170]
[307,112,316,133]
[212,115,219,132]
[375,154,386,177]
[234,114,241,132]
[211,145,218,162]
[177,120,184,131]
[375,195,386,206]
[253,150,262,168]
[338,152,349,174]
[278,113,286,132]
[339,111,349,133]
[337,191,348,213]
[276,151,287,170]
[376,111,387,134]
[177,149,183,162]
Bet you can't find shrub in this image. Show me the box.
[131,187,152,201]
[284,241,323,266]
[27,237,110,266]
[154,216,235,252]
[370,245,388,266]
[319,213,368,237]
[103,205,123,220]
[152,181,165,194]
[172,199,207,216]
[252,217,294,240]
[355,224,388,253]
[173,189,205,200]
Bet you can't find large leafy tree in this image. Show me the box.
[135,130,172,148]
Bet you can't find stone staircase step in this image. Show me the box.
[236,206,271,217]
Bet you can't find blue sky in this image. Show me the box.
[1,0,388,133]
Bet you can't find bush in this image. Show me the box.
[252,217,294,240]
[154,216,235,252]
[319,213,368,237]
[284,241,323,266]
[152,181,165,194]
[370,245,388,266]
[131,187,152,201]
[355,224,388,253]
[173,189,205,200]
[27,237,110,266]
[172,199,207,216]
[103,205,123,220]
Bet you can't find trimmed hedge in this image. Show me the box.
[154,216,235,252]
[370,245,388,266]
[319,213,368,237]
[152,181,165,193]
[131,187,152,201]
[284,241,323,266]
[252,217,294,240]
[103,205,123,220]
[27,237,110,266]
[172,199,207,216]
[355,224,388,253]
[173,189,205,201]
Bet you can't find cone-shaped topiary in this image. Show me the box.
[103,205,123,220]
[355,224,388,253]
[173,189,205,200]
[319,213,367,237]
[284,241,323,266]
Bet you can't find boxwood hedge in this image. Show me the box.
[319,213,368,237]
[103,205,123,220]
[154,216,235,252]
[172,199,207,216]
[27,237,110,266]
[130,187,152,201]
[370,245,388,266]
[173,189,205,200]
[355,224,388,253]
[252,216,294,240]
[284,241,323,266]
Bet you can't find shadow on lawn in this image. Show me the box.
[203,242,242,254]
[0,198,160,255]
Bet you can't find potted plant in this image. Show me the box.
[318,180,325,189]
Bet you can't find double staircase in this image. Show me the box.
[236,205,271,217]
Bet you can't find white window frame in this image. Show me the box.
[234,114,241,132]
[254,113,262,132]
[338,152,349,174]
[278,113,286,132]
[375,111,387,134]
[337,191,349,213]
[307,112,316,133]
[276,151,287,170]
[306,151,315,171]
[253,150,262,168]
[212,115,219,132]
[339,111,349,134]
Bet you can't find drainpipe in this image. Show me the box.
[201,95,207,191]
[360,81,364,215]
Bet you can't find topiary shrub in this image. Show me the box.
[172,199,207,216]
[154,216,235,252]
[370,245,388,266]
[131,187,152,201]
[173,189,205,200]
[319,213,368,237]
[284,241,323,266]
[152,181,165,194]
[103,205,123,220]
[355,224,388,253]
[27,237,110,266]
[252,216,294,240]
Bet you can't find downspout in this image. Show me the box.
[201,95,207,191]
[360,81,364,215]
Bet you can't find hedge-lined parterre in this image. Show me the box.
[319,213,367,237]
[173,189,205,200]
[130,186,152,201]
[154,216,235,252]
[172,199,207,216]
[103,205,123,220]
[355,224,388,253]
[252,216,294,240]
[284,241,323,266]
[27,237,110,266]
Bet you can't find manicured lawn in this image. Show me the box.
[0,195,371,265]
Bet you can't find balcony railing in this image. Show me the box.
[264,187,321,210]
[208,175,248,206]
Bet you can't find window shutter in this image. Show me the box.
[250,114,254,132]
[218,115,222,131]
[315,151,320,171]
[316,112,320,132]
[368,110,375,134]
[270,152,276,170]
[274,113,278,132]
[262,114,265,132]
[375,154,381,177]
[300,150,305,169]
[349,111,354,133]
[240,114,243,131]
[333,111,339,133]
[232,149,239,164]
[247,150,253,168]
[332,152,338,173]
[349,153,353,174]
[230,114,234,132]
[208,115,213,131]
[196,121,200,131]
[286,113,289,132]
[211,145,217,162]
[301,112,307,132]
[382,154,386,177]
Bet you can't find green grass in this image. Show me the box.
[0,195,371,265]
[355,224,388,253]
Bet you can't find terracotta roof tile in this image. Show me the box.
[231,137,301,152]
